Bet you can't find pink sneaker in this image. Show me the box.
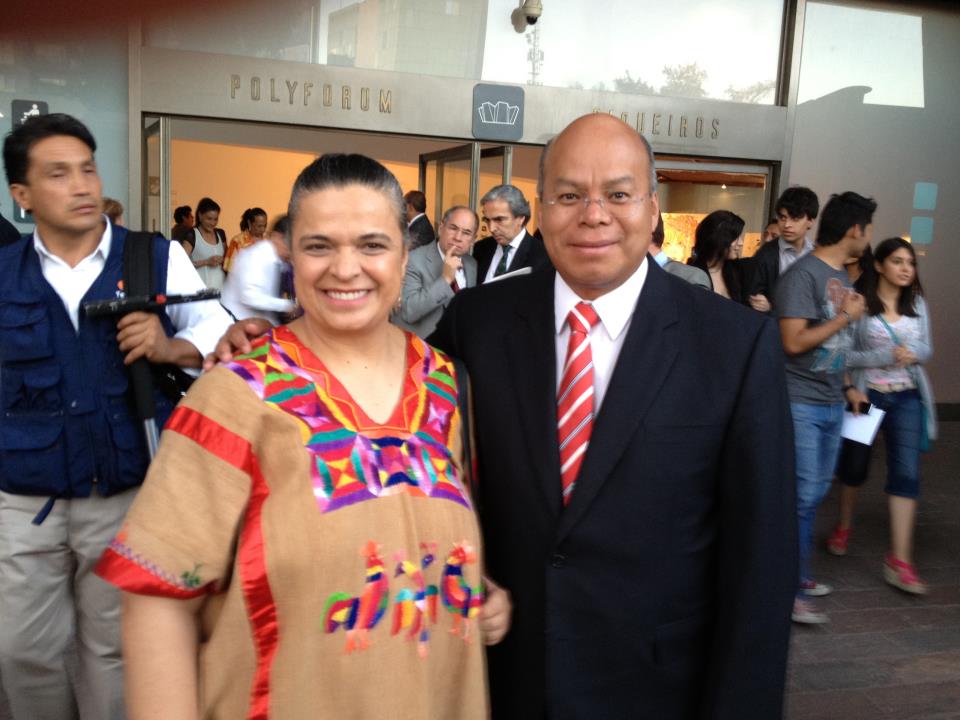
[826,527,850,556]
[883,555,928,595]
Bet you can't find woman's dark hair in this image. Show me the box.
[288,154,407,243]
[194,197,220,226]
[239,207,267,232]
[173,205,192,224]
[847,244,874,294]
[689,210,745,298]
[862,237,923,317]
[3,113,97,186]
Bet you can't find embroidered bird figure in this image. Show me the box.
[391,542,438,657]
[440,541,484,641]
[322,541,390,654]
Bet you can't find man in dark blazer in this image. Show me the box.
[393,205,479,338]
[430,114,797,719]
[404,189,435,249]
[748,186,819,313]
[1,210,21,246]
[473,184,550,282]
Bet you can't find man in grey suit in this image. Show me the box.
[394,205,479,338]
[649,213,710,288]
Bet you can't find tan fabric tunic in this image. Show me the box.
[97,328,488,719]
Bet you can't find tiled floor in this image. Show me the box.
[787,421,960,720]
[2,425,957,719]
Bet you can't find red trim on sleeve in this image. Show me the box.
[140,405,281,718]
[95,547,207,599]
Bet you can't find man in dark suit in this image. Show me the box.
[748,186,819,313]
[431,114,796,719]
[393,205,479,338]
[403,189,435,249]
[473,184,550,282]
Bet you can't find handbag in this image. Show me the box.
[876,315,930,452]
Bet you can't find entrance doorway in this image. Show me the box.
[140,115,544,243]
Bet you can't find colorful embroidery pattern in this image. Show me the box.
[324,541,483,657]
[226,328,470,514]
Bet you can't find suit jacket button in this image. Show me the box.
[551,553,566,568]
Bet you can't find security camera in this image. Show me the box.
[511,0,543,33]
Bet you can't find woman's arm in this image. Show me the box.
[122,592,204,720]
[910,296,933,364]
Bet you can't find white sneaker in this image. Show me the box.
[791,599,829,625]
[800,580,834,597]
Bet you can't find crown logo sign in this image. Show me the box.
[478,100,520,126]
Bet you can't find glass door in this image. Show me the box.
[655,159,774,263]
[419,143,513,222]
[141,115,171,234]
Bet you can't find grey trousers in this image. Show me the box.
[0,488,136,720]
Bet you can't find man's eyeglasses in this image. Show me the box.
[443,222,476,238]
[544,190,651,214]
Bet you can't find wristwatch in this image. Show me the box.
[839,310,852,324]
[842,384,855,393]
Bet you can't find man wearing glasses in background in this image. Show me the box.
[473,184,551,283]
[393,204,480,338]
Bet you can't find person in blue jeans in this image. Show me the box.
[828,237,936,594]
[775,191,877,625]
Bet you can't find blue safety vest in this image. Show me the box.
[0,225,176,500]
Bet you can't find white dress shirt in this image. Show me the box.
[220,240,296,325]
[554,258,649,411]
[483,228,527,283]
[32,219,233,360]
[436,242,467,289]
[407,212,425,227]
[778,236,814,274]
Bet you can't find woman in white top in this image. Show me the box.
[184,196,226,290]
[828,237,936,594]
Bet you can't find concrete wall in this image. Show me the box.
[788,2,960,403]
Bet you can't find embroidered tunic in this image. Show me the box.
[96,327,487,719]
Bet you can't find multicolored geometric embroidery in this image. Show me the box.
[323,540,484,657]
[226,327,471,515]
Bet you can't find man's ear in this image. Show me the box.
[9,184,31,213]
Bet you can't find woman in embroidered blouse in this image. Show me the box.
[97,154,510,719]
[224,207,268,274]
[827,237,936,594]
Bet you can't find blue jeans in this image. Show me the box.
[837,389,922,498]
[791,401,844,596]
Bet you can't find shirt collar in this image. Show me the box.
[407,212,424,227]
[652,249,670,267]
[507,228,526,250]
[778,236,813,255]
[33,217,112,265]
[554,257,649,341]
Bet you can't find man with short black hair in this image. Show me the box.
[750,186,820,312]
[776,190,875,625]
[394,204,479,338]
[403,189,435,249]
[474,184,550,282]
[0,113,231,718]
[170,204,194,244]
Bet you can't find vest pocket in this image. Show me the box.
[0,302,53,362]
[0,414,67,495]
[1,362,63,414]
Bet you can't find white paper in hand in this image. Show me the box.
[841,405,886,446]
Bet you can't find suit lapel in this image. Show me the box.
[463,255,478,288]
[511,231,533,269]
[505,269,564,520]
[556,261,680,542]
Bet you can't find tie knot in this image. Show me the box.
[567,302,599,335]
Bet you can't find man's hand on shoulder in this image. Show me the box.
[202,317,273,370]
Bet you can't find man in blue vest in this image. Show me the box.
[0,114,232,719]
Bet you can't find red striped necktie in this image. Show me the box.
[557,302,600,506]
